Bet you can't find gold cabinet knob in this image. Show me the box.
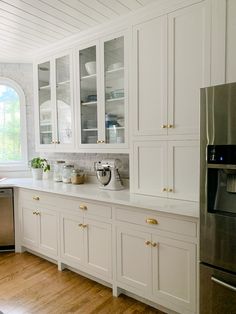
[162,188,167,192]
[79,204,87,210]
[82,224,88,228]
[146,218,158,225]
[167,188,173,192]
[161,125,167,128]
[167,124,174,128]
[33,211,36,215]
[97,140,101,143]
[33,196,40,201]
[51,141,55,144]
[97,140,105,144]
[145,240,151,246]
[100,140,105,143]
[36,211,40,216]
[55,140,60,144]
[78,223,83,227]
[151,242,157,247]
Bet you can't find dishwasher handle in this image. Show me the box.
[0,189,13,198]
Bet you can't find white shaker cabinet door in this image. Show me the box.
[152,235,196,313]
[38,207,58,258]
[21,204,38,249]
[133,141,168,197]
[84,218,112,280]
[168,141,200,201]
[168,2,210,135]
[116,226,152,295]
[133,15,167,136]
[60,213,85,266]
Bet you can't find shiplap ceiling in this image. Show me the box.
[0,0,156,61]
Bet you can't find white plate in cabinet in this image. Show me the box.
[133,140,199,201]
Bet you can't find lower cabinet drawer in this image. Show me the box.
[115,206,197,237]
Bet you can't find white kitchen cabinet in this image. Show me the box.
[77,31,128,149]
[133,140,199,201]
[35,51,75,152]
[132,1,210,137]
[21,200,58,258]
[116,208,197,313]
[60,205,112,281]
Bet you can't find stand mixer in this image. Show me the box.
[94,159,124,190]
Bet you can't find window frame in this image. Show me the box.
[0,77,28,171]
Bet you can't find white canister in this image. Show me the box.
[62,164,74,183]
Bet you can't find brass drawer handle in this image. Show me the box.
[33,196,40,201]
[79,205,87,210]
[167,124,174,128]
[145,240,151,246]
[167,188,173,192]
[33,211,37,215]
[151,242,157,247]
[82,224,88,228]
[162,188,167,192]
[161,125,167,128]
[146,218,158,225]
[36,211,40,216]
[78,223,83,227]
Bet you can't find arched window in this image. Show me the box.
[0,78,27,170]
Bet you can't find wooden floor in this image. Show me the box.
[0,252,165,314]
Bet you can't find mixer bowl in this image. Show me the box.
[96,168,111,186]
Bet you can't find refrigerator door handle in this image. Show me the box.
[211,276,236,292]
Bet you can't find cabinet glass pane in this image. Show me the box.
[56,55,72,144]
[104,36,125,144]
[38,62,52,145]
[79,46,98,144]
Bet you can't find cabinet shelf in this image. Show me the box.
[106,67,124,74]
[106,97,124,103]
[39,85,50,91]
[81,74,96,80]
[106,126,124,130]
[57,80,70,87]
[82,128,98,132]
[81,101,97,106]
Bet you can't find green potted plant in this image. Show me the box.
[30,157,50,180]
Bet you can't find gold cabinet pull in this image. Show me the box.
[146,218,158,225]
[100,140,105,143]
[33,196,40,201]
[151,242,157,247]
[36,211,40,216]
[145,240,151,246]
[162,188,167,192]
[78,223,83,227]
[97,140,105,144]
[167,124,174,128]
[79,204,87,210]
[33,211,37,215]
[167,188,173,192]
[97,140,101,143]
[161,125,167,128]
[51,141,55,144]
[82,224,88,228]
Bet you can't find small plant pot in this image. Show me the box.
[32,168,43,180]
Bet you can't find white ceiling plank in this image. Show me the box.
[0,19,49,45]
[0,0,75,35]
[0,9,64,40]
[137,0,155,5]
[79,0,119,18]
[39,0,98,27]
[0,36,31,52]
[0,12,57,42]
[0,32,39,50]
[118,0,143,10]
[22,0,88,30]
[60,0,108,23]
[98,0,131,15]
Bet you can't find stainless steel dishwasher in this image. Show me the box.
[0,188,15,251]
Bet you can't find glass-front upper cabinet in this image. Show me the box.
[77,33,127,149]
[104,36,125,144]
[38,61,53,146]
[55,55,73,145]
[79,45,98,145]
[36,52,74,151]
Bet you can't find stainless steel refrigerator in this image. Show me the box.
[200,82,236,313]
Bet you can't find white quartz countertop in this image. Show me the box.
[0,178,199,218]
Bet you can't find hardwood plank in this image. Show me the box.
[0,252,165,314]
